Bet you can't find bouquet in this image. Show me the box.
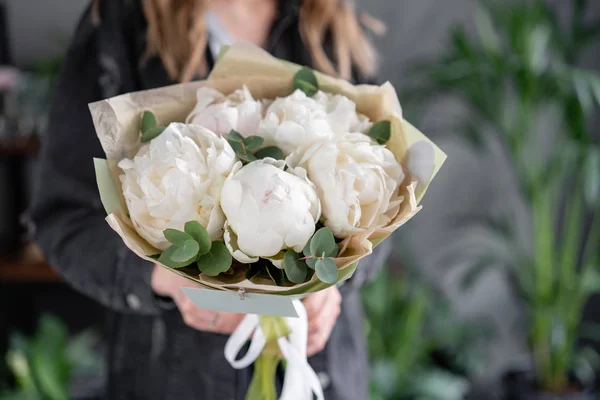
[91,42,446,400]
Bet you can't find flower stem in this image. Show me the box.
[245,343,280,400]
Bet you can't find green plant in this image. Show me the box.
[362,267,488,400]
[0,315,102,400]
[409,0,600,393]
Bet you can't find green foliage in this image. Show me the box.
[159,223,232,276]
[224,130,284,163]
[368,121,392,145]
[139,111,166,142]
[158,245,192,269]
[309,227,338,258]
[164,229,194,247]
[293,68,319,97]
[196,241,233,276]
[184,221,212,255]
[171,240,200,263]
[266,265,286,287]
[254,146,284,161]
[245,263,264,280]
[362,268,486,400]
[224,129,245,143]
[243,136,264,152]
[410,0,600,392]
[282,250,308,284]
[276,228,339,285]
[0,315,102,400]
[140,127,166,143]
[315,258,337,285]
[141,111,157,133]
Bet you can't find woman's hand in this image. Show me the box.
[303,286,342,356]
[151,265,244,334]
[152,264,342,352]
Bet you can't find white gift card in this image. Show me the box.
[181,287,302,317]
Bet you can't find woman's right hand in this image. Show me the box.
[151,265,244,335]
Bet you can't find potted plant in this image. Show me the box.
[408,0,600,398]
[362,267,489,400]
[0,315,103,400]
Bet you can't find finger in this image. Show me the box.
[302,289,329,317]
[215,313,244,334]
[181,308,217,330]
[307,295,340,338]
[307,289,341,333]
[184,309,243,334]
[307,303,340,356]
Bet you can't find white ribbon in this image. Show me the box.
[224,300,324,400]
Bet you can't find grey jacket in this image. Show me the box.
[31,1,391,399]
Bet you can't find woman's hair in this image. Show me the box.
[93,0,383,82]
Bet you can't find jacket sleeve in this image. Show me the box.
[30,5,163,316]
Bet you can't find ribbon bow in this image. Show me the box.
[224,300,324,400]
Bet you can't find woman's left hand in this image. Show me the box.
[302,286,342,356]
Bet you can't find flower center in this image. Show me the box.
[262,176,289,205]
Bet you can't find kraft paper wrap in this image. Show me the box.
[90,42,446,296]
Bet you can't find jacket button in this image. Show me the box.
[317,371,331,390]
[126,293,142,310]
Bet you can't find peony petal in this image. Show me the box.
[220,159,320,259]
[224,222,259,264]
[119,123,236,250]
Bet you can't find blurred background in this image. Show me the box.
[0,0,599,399]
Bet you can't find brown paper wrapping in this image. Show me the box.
[90,42,446,295]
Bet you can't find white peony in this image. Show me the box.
[287,132,404,238]
[221,158,321,264]
[313,91,373,134]
[257,90,373,155]
[257,89,334,155]
[186,86,262,137]
[118,123,236,251]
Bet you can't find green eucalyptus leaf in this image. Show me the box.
[255,146,285,160]
[184,221,211,256]
[309,227,338,257]
[243,136,265,151]
[238,151,258,163]
[315,257,338,284]
[306,257,317,269]
[163,229,193,247]
[158,245,192,269]
[141,126,166,143]
[171,239,200,263]
[303,240,312,258]
[197,241,232,276]
[228,140,244,153]
[142,111,157,133]
[305,267,315,281]
[224,129,245,143]
[326,241,339,258]
[293,68,318,97]
[368,120,392,145]
[283,250,308,284]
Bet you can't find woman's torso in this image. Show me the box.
[91,1,370,399]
